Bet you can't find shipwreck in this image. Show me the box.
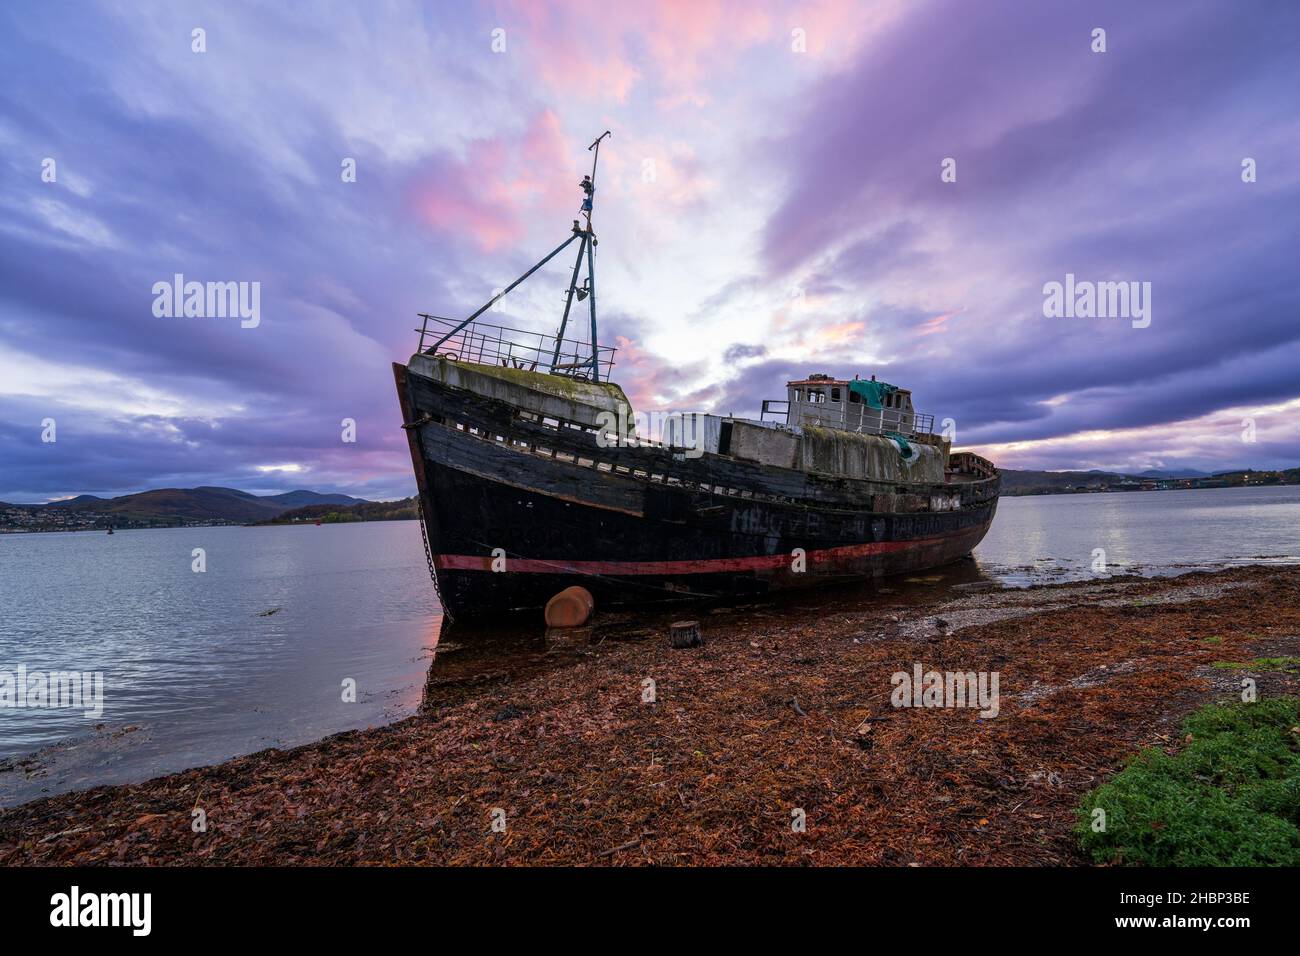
[394,134,1000,619]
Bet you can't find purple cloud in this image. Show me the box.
[1,0,1298,502]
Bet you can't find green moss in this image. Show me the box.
[1199,635,1223,645]
[1076,698,1300,866]
[450,360,631,410]
[1211,657,1300,671]
[803,424,880,448]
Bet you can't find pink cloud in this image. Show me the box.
[610,333,711,410]
[799,319,865,352]
[497,1,642,101]
[494,0,887,103]
[414,187,520,252]
[916,308,963,336]
[409,109,573,251]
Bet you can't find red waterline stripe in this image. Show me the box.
[434,531,980,576]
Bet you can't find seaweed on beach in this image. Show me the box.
[2,565,1299,866]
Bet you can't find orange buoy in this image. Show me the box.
[544,585,594,627]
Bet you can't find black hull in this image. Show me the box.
[395,363,1000,620]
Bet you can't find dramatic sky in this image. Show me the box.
[2,0,1299,502]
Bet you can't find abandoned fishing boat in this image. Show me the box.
[394,133,999,619]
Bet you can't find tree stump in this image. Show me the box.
[669,620,702,648]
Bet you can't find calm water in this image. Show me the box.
[0,521,440,805]
[974,485,1300,585]
[1,486,1298,806]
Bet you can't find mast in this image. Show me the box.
[551,130,610,380]
[427,132,612,383]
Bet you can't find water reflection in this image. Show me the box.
[420,610,671,712]
[418,556,998,711]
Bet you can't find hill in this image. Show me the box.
[998,469,1128,495]
[2,487,374,530]
[46,486,368,520]
[48,486,285,522]
[51,494,109,506]
[1137,468,1209,479]
[262,490,368,508]
[260,497,418,524]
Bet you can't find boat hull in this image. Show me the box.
[395,363,999,619]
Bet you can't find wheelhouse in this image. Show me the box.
[761,374,935,437]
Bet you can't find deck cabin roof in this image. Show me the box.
[786,375,911,393]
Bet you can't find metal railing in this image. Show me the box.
[949,451,997,478]
[759,397,935,437]
[416,313,617,381]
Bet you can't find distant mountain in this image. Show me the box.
[38,487,370,522]
[1137,468,1209,479]
[51,494,108,506]
[262,490,367,507]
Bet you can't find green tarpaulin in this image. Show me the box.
[884,431,916,461]
[848,379,898,410]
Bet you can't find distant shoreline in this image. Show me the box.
[0,493,417,534]
[1005,482,1299,499]
[1000,467,1299,497]
[0,518,420,535]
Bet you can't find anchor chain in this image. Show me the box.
[403,412,452,622]
[416,493,452,624]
